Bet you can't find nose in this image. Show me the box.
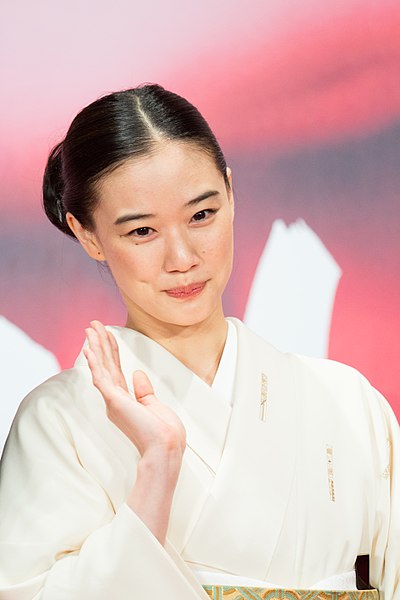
[163,228,200,273]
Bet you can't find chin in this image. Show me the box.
[158,303,216,328]
[162,313,209,328]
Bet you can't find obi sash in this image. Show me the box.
[202,587,379,599]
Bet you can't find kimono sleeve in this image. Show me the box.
[0,379,208,600]
[369,385,400,599]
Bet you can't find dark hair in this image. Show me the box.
[43,84,229,239]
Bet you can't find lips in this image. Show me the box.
[165,281,207,298]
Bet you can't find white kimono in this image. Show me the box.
[0,317,398,599]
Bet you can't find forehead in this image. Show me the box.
[96,141,222,207]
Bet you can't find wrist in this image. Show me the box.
[139,446,183,480]
[127,446,183,544]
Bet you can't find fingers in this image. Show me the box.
[132,370,155,405]
[84,323,156,413]
[85,321,128,392]
[108,329,123,371]
[90,320,115,368]
[83,344,115,401]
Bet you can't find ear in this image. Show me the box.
[226,167,235,219]
[66,212,106,261]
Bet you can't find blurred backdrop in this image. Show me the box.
[1,0,399,443]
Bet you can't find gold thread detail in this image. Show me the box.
[382,437,391,479]
[259,372,268,422]
[326,445,336,502]
[202,586,379,599]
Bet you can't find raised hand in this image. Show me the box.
[83,320,186,543]
[83,320,186,458]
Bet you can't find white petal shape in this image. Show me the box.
[244,219,342,358]
[0,316,60,453]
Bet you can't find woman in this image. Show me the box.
[0,84,398,600]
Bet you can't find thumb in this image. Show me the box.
[132,370,155,404]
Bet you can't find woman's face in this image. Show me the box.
[70,141,234,331]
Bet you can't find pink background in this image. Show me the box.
[1,0,399,416]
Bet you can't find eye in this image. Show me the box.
[191,209,217,222]
[127,226,154,238]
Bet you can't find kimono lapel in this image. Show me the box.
[108,327,234,552]
[109,326,232,476]
[181,318,299,580]
[74,326,232,553]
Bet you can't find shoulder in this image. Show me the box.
[233,315,371,383]
[21,363,93,405]
[290,353,396,431]
[11,363,101,440]
[293,351,368,390]
[231,317,395,423]
[292,353,386,420]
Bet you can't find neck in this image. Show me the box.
[125,307,228,386]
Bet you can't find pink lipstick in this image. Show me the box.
[165,281,206,299]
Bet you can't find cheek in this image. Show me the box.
[105,242,165,290]
[201,223,233,265]
[107,246,132,270]
[104,246,145,283]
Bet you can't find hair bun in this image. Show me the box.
[42,142,73,237]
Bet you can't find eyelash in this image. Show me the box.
[126,209,218,238]
[191,208,217,222]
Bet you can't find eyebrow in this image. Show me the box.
[113,190,220,226]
